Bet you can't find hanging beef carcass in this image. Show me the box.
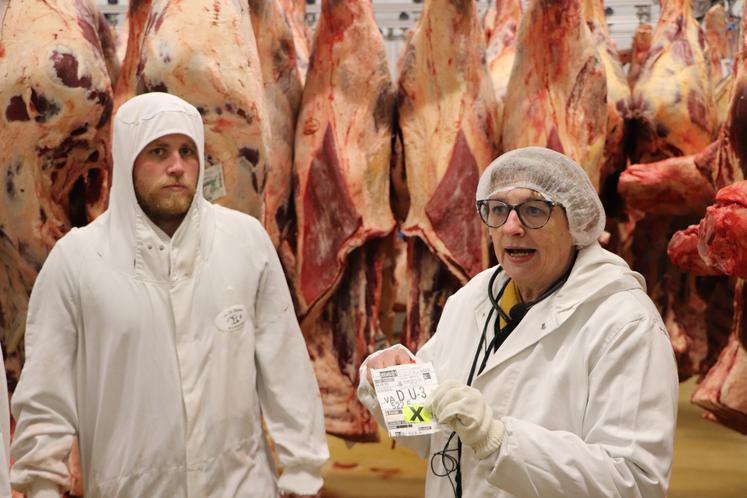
[582,0,630,193]
[484,0,522,122]
[692,278,747,435]
[628,22,653,89]
[668,182,747,432]
[0,0,113,383]
[293,0,396,440]
[664,6,747,428]
[115,0,271,220]
[249,0,304,274]
[502,0,607,190]
[621,0,725,387]
[397,0,500,351]
[628,0,716,164]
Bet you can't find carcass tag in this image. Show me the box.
[203,163,227,202]
[371,362,442,437]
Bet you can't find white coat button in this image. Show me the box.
[147,244,152,250]
[159,245,165,251]
[541,323,546,330]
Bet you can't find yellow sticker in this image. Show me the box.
[403,404,431,424]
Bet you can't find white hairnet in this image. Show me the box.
[476,147,605,247]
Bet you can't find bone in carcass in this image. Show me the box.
[0,0,113,381]
[484,0,522,119]
[293,0,396,440]
[582,0,630,191]
[628,0,716,164]
[704,4,734,128]
[714,71,735,131]
[249,0,304,274]
[278,0,310,83]
[397,0,500,351]
[628,22,653,89]
[704,4,729,83]
[115,14,129,64]
[692,279,747,435]
[503,0,607,190]
[115,0,271,220]
[94,9,121,87]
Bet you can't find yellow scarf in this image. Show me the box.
[499,280,521,330]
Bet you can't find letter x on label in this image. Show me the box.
[404,404,431,424]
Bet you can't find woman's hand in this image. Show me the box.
[426,380,505,459]
[365,347,416,384]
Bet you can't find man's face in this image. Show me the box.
[133,134,199,232]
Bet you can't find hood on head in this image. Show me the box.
[111,92,206,212]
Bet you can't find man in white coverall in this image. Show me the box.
[10,93,329,498]
[359,147,679,498]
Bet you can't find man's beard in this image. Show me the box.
[136,184,196,225]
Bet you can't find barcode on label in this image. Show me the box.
[423,372,431,380]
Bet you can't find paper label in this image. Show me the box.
[720,58,733,79]
[203,163,227,202]
[371,362,441,437]
[215,305,246,332]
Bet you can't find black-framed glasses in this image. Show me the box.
[476,199,560,229]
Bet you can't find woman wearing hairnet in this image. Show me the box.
[357,147,678,498]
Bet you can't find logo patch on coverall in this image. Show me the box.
[215,305,246,332]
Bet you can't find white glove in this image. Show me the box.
[426,380,505,459]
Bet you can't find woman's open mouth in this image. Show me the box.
[505,247,536,257]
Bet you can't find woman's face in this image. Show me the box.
[488,188,574,301]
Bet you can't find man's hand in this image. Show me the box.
[365,347,416,384]
[426,380,505,459]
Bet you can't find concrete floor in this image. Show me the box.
[669,379,747,498]
[321,378,747,497]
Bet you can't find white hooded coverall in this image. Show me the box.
[359,242,679,498]
[10,93,329,497]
